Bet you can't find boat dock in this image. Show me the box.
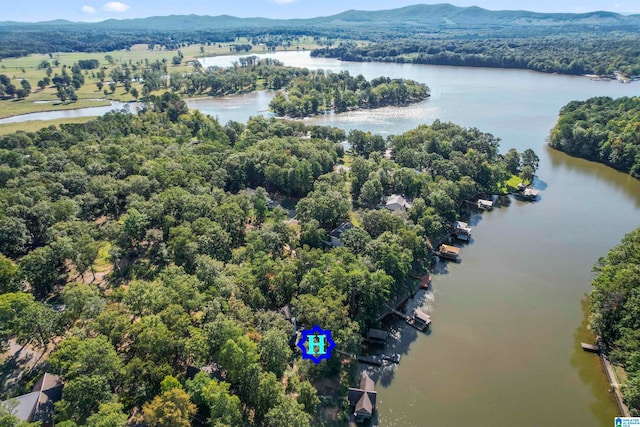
[436,244,461,261]
[357,355,383,366]
[407,310,431,331]
[363,329,388,345]
[581,339,631,417]
[581,342,600,353]
[376,295,413,322]
[354,353,401,366]
[380,304,431,331]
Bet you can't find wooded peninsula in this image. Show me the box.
[549,96,640,178]
[0,103,535,426]
[590,228,640,415]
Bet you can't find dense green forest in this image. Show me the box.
[549,96,640,178]
[0,100,535,425]
[311,35,640,77]
[169,59,428,116]
[590,228,640,415]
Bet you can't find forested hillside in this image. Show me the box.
[0,104,534,425]
[3,4,640,77]
[311,36,640,77]
[590,228,640,415]
[549,96,640,178]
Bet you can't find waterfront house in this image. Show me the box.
[521,188,540,201]
[477,199,493,210]
[438,244,460,260]
[347,372,377,422]
[330,222,354,247]
[452,221,472,240]
[385,194,412,212]
[412,310,431,328]
[365,328,388,345]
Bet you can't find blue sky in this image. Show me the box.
[4,1,639,22]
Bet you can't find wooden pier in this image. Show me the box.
[357,355,383,366]
[581,342,600,353]
[581,339,631,417]
[380,304,431,331]
[376,297,412,322]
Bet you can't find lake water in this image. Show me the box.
[6,51,640,426]
[0,101,136,125]
[197,52,640,427]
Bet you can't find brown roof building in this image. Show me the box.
[2,373,63,427]
[347,372,377,422]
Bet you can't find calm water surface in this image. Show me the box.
[198,52,640,427]
[0,101,135,124]
[8,52,640,426]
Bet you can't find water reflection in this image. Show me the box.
[546,146,640,207]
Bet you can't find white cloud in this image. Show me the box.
[102,2,130,12]
[81,5,96,14]
[269,0,298,4]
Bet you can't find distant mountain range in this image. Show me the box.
[1,3,639,31]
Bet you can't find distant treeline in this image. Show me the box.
[167,58,429,117]
[311,35,640,77]
[549,96,640,178]
[0,29,326,59]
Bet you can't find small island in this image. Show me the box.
[269,70,429,118]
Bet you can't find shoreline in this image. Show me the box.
[0,98,117,121]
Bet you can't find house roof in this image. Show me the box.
[523,188,540,197]
[347,389,377,416]
[386,194,406,206]
[32,373,63,425]
[413,310,431,323]
[330,222,353,238]
[360,372,375,391]
[347,372,377,416]
[354,391,376,415]
[366,329,388,340]
[440,244,460,255]
[8,392,40,422]
[3,373,63,424]
[386,194,412,211]
[454,221,469,229]
[348,388,364,405]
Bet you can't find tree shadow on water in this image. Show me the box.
[571,296,619,419]
[532,176,548,190]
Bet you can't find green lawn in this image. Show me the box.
[0,39,329,119]
[0,116,97,135]
[498,174,525,194]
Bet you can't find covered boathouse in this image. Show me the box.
[347,372,377,423]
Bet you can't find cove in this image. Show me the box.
[6,50,640,426]
[197,52,639,426]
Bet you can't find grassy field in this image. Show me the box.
[497,174,525,194]
[0,37,326,119]
[0,116,97,135]
[0,98,109,119]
